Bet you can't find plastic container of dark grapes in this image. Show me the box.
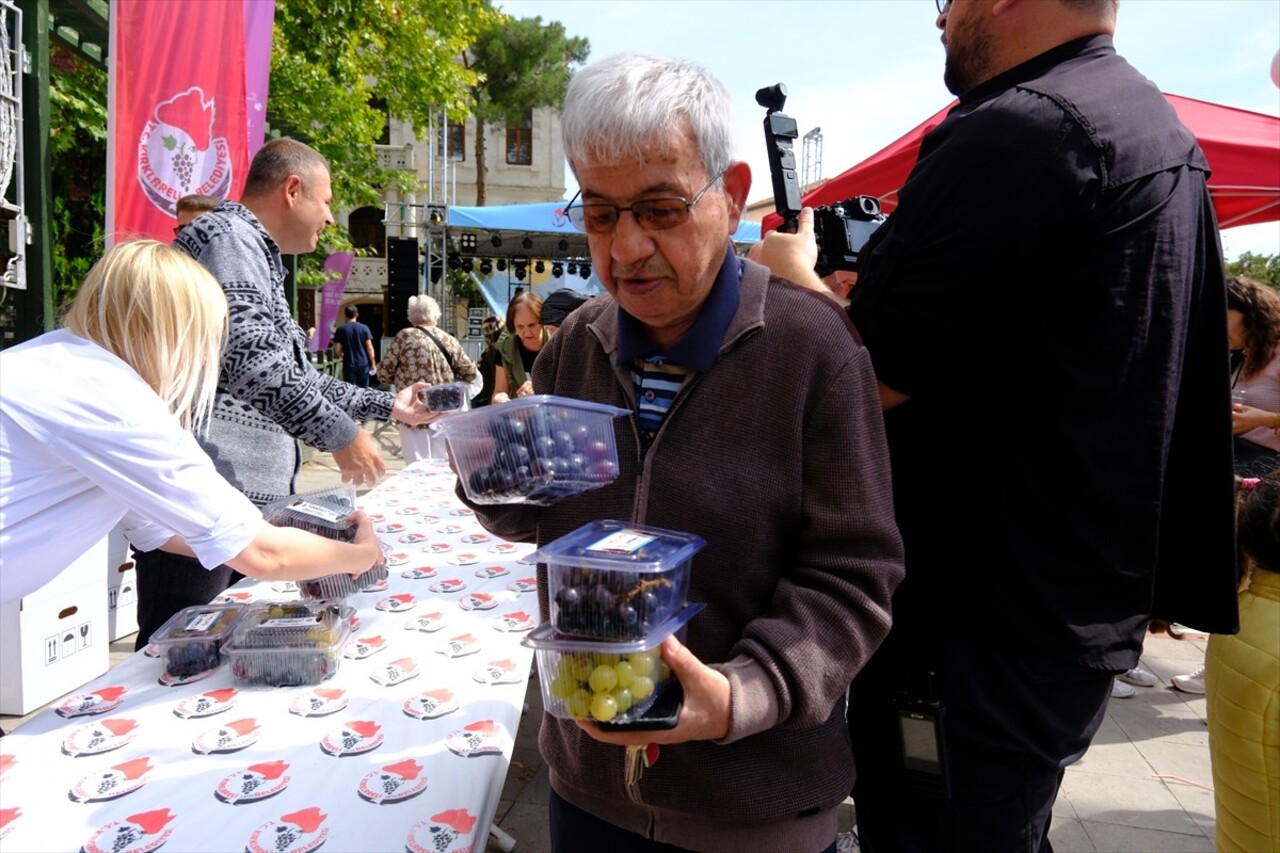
[418,381,471,413]
[525,520,706,641]
[297,563,389,600]
[150,603,247,679]
[438,395,629,506]
[261,485,359,542]
[222,601,352,686]
[522,602,703,725]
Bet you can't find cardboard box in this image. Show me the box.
[106,525,138,642]
[0,538,110,716]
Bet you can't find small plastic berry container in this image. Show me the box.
[261,485,358,542]
[297,563,389,600]
[526,520,706,641]
[150,603,247,679]
[222,601,352,686]
[522,602,702,725]
[438,395,629,505]
[418,381,470,413]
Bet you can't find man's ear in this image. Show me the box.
[283,174,304,207]
[721,161,752,230]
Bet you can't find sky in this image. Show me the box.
[501,0,1280,260]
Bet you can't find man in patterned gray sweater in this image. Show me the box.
[134,138,433,649]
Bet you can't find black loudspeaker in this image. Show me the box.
[386,237,419,333]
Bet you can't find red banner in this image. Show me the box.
[107,0,250,245]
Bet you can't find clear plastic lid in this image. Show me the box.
[434,394,628,436]
[522,602,704,654]
[522,520,707,573]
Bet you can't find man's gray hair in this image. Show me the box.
[407,294,441,326]
[561,53,736,185]
[243,137,329,197]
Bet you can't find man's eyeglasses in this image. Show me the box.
[564,170,725,234]
[934,0,952,13]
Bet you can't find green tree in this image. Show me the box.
[1227,251,1280,289]
[464,16,589,206]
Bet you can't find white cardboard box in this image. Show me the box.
[106,525,138,642]
[0,538,111,716]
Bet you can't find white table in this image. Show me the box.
[0,461,536,853]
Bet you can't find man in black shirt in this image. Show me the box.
[756,0,1239,849]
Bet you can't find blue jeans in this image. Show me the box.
[549,790,837,853]
[343,365,370,388]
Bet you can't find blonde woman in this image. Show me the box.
[0,240,383,605]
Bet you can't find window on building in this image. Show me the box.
[369,97,391,145]
[506,109,533,166]
[349,206,386,257]
[436,120,465,161]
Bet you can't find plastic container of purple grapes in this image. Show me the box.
[150,603,247,679]
[222,601,352,686]
[438,395,629,506]
[261,485,358,542]
[522,602,703,725]
[296,563,389,600]
[418,381,470,413]
[525,520,706,641]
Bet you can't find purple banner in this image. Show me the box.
[243,0,275,158]
[315,251,355,351]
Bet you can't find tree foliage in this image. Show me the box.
[1226,251,1280,289]
[464,16,589,205]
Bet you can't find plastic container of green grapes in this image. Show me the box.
[522,602,703,725]
[222,600,353,686]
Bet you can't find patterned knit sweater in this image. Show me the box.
[175,202,394,504]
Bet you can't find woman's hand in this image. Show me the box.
[1231,403,1278,435]
[347,511,384,578]
[514,380,535,398]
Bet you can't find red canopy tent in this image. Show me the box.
[762,93,1280,233]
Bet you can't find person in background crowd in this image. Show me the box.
[332,304,378,388]
[460,52,903,853]
[377,294,480,462]
[1226,275,1280,476]
[538,288,592,336]
[1204,472,1280,852]
[131,137,434,651]
[472,315,504,408]
[0,240,383,608]
[174,193,220,233]
[753,0,1238,848]
[491,290,548,403]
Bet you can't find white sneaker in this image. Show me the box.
[1170,666,1206,694]
[1111,679,1136,699]
[1118,666,1158,687]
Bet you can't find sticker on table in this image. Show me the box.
[436,524,464,535]
[377,593,417,612]
[449,507,475,517]
[174,688,238,719]
[192,718,260,755]
[344,635,387,659]
[361,577,390,594]
[472,659,524,686]
[357,758,428,805]
[474,565,508,579]
[460,533,490,545]
[445,720,507,758]
[0,754,13,782]
[62,718,138,757]
[418,515,441,525]
[215,760,291,804]
[506,577,538,594]
[159,667,217,688]
[428,579,465,594]
[320,720,383,756]
[213,590,255,605]
[406,808,478,853]
[396,506,423,516]
[425,542,454,554]
[366,513,387,523]
[458,592,498,612]
[404,611,447,633]
[384,551,412,566]
[69,756,153,803]
[378,523,406,535]
[397,532,430,544]
[370,657,421,686]
[401,566,438,580]
[141,643,160,658]
[0,807,19,841]
[81,808,175,853]
[245,806,329,853]
[403,689,458,720]
[57,686,127,718]
[436,633,480,658]
[493,610,536,633]
[489,542,519,555]
[448,552,479,566]
[289,688,348,718]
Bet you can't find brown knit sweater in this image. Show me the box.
[465,257,904,852]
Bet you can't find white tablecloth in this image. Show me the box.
[0,462,537,853]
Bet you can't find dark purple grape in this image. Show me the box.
[553,430,575,457]
[568,423,593,450]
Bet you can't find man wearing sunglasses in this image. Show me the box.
[460,53,904,853]
[757,0,1237,850]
